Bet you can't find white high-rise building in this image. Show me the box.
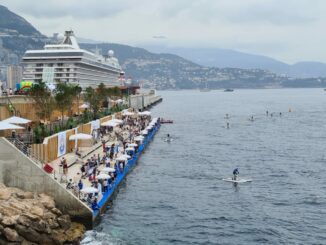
[21,30,123,89]
[7,65,22,89]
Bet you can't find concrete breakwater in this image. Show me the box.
[129,90,162,111]
[0,183,85,244]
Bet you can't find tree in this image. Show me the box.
[84,84,122,119]
[72,84,82,117]
[107,86,121,97]
[54,83,74,127]
[83,86,101,119]
[28,81,55,122]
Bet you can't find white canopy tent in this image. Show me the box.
[69,133,92,141]
[0,121,24,130]
[2,116,31,125]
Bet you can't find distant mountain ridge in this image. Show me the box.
[1,4,326,89]
[143,46,326,78]
[0,5,42,37]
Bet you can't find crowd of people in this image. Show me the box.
[61,110,160,211]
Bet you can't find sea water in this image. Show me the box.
[82,88,326,244]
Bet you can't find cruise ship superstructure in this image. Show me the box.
[21,30,123,88]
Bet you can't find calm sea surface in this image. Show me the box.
[83,89,326,245]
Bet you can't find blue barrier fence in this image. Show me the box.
[93,123,160,217]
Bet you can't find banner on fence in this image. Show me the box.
[57,131,66,157]
[90,119,100,133]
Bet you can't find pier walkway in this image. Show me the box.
[48,114,161,222]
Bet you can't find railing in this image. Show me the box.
[7,137,43,166]
[6,137,59,182]
[5,95,21,117]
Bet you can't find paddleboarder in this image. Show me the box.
[233,168,239,180]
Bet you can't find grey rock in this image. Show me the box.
[57,214,71,231]
[15,224,41,243]
[3,227,23,242]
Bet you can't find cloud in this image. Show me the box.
[155,0,321,26]
[2,0,137,19]
[152,36,167,39]
[1,0,326,63]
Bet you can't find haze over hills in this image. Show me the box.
[143,45,326,78]
[1,4,326,89]
[0,5,42,37]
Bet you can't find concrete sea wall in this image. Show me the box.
[0,138,93,228]
[129,92,162,110]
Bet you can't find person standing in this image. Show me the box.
[62,157,68,175]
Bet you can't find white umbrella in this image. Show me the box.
[112,119,123,124]
[141,130,148,135]
[116,155,128,161]
[80,187,98,194]
[125,147,135,151]
[134,136,144,141]
[2,116,31,125]
[120,154,131,159]
[122,111,134,116]
[127,143,138,147]
[79,103,89,109]
[102,167,116,173]
[69,133,92,140]
[96,173,111,180]
[101,121,118,127]
[138,111,151,116]
[103,119,123,126]
[0,121,24,130]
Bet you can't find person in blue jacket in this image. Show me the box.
[91,197,100,210]
[233,168,239,180]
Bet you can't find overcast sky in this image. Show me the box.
[2,0,326,63]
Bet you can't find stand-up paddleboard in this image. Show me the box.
[164,138,173,142]
[222,178,252,183]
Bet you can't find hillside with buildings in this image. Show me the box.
[1,4,326,90]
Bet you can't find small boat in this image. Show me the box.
[224,89,234,92]
[160,119,173,124]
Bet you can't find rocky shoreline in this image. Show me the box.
[0,183,85,244]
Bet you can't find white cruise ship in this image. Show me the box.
[21,30,123,88]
